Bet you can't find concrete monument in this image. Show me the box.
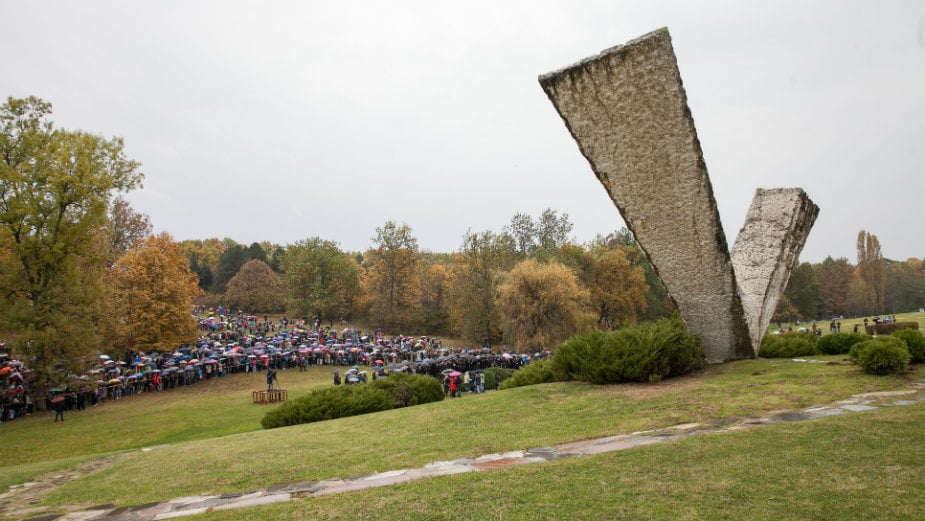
[539,28,818,361]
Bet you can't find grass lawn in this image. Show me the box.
[769,310,924,335]
[1,355,923,520]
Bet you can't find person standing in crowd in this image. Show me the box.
[53,398,65,422]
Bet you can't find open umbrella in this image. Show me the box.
[449,371,462,377]
[51,396,65,404]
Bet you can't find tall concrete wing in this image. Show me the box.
[539,28,753,362]
[731,188,819,353]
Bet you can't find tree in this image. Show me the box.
[447,229,517,346]
[505,212,536,257]
[0,96,143,387]
[816,256,853,317]
[213,241,247,292]
[496,258,587,352]
[365,221,421,330]
[535,208,573,252]
[857,230,885,314]
[101,233,200,354]
[418,254,451,334]
[884,258,925,314]
[106,196,152,263]
[589,248,649,329]
[783,262,820,320]
[280,237,361,323]
[224,259,285,313]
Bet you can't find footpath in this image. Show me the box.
[3,374,925,521]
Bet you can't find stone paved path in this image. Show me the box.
[4,377,924,521]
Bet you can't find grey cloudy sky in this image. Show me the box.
[2,1,923,262]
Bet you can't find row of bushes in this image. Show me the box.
[758,328,925,375]
[261,372,444,429]
[501,314,705,389]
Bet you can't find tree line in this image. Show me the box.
[0,96,666,389]
[3,96,921,389]
[774,230,924,322]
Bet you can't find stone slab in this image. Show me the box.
[539,28,753,362]
[731,188,819,353]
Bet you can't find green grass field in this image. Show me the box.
[2,354,924,520]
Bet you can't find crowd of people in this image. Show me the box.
[1,309,543,423]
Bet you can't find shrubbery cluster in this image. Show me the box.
[502,314,704,389]
[481,367,515,390]
[816,332,869,355]
[891,329,925,363]
[758,332,818,358]
[850,336,911,375]
[261,373,444,429]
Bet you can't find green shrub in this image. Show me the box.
[552,314,704,384]
[499,359,561,390]
[865,321,919,335]
[369,372,444,407]
[758,332,818,358]
[853,337,911,375]
[261,385,395,429]
[817,332,869,355]
[482,367,515,390]
[891,329,925,363]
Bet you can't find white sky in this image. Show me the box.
[2,1,923,262]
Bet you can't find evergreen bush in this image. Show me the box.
[891,329,925,363]
[552,314,704,384]
[499,359,561,389]
[816,332,869,355]
[369,372,444,407]
[758,332,818,358]
[261,385,395,429]
[853,337,911,375]
[482,367,515,390]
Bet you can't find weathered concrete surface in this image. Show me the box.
[539,28,752,362]
[731,188,819,353]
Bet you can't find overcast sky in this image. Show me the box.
[2,1,923,262]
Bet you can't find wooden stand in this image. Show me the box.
[252,389,288,404]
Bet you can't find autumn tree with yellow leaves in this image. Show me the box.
[102,233,201,354]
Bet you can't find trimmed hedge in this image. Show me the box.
[758,332,818,358]
[816,332,869,355]
[852,336,911,375]
[891,329,925,363]
[865,321,919,335]
[261,373,444,429]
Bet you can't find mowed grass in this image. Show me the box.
[2,355,922,514]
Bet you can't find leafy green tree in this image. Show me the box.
[884,258,925,314]
[281,237,361,323]
[214,241,247,292]
[783,262,820,320]
[447,229,517,346]
[0,96,143,387]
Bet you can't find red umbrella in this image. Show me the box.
[0,366,11,376]
[51,396,65,404]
